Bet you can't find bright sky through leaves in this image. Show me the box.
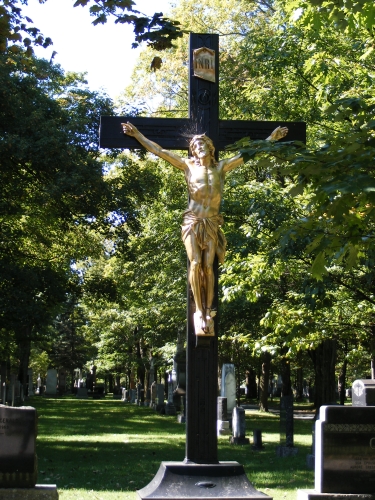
[23,0,172,99]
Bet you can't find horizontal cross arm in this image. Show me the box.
[99,116,191,150]
[218,120,306,150]
[100,116,307,151]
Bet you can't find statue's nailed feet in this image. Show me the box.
[194,309,216,336]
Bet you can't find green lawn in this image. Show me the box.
[29,395,315,500]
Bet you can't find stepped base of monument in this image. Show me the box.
[0,485,58,499]
[298,490,375,500]
[137,461,271,500]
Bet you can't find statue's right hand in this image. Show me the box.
[121,122,139,137]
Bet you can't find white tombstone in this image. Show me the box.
[221,364,236,415]
[27,368,34,396]
[45,368,57,395]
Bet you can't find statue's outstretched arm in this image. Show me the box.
[122,122,186,171]
[222,126,288,173]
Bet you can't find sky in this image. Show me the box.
[22,0,173,99]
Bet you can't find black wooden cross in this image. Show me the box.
[100,33,306,468]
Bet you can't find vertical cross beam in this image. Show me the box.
[185,33,219,465]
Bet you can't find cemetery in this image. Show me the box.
[2,0,375,500]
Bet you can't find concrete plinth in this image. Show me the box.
[298,490,375,500]
[0,485,58,499]
[137,462,271,500]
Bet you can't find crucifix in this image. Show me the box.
[100,33,305,498]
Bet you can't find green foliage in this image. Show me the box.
[0,0,183,57]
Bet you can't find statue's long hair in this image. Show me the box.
[189,134,218,166]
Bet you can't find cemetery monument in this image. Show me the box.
[100,32,305,500]
[0,404,58,498]
[298,405,375,500]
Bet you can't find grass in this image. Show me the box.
[28,395,315,500]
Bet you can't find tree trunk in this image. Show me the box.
[136,341,145,387]
[309,339,337,411]
[280,354,292,397]
[17,331,31,398]
[245,368,257,399]
[70,367,75,393]
[259,352,271,412]
[338,357,347,405]
[295,366,304,400]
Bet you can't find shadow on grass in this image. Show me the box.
[30,396,314,494]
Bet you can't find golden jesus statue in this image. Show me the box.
[122,122,288,336]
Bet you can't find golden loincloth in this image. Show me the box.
[181,209,226,264]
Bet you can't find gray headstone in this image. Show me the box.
[76,387,88,399]
[145,388,151,406]
[217,397,230,436]
[58,369,66,396]
[45,369,57,395]
[0,404,37,487]
[221,364,236,415]
[150,382,157,408]
[27,368,34,396]
[276,395,298,457]
[280,395,294,447]
[217,397,228,421]
[230,407,249,445]
[165,378,176,415]
[252,429,264,450]
[156,384,165,406]
[315,405,375,494]
[130,389,136,403]
[352,379,375,406]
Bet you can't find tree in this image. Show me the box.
[0,0,183,57]
[0,52,118,391]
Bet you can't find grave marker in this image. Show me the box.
[27,368,34,397]
[0,404,58,498]
[352,379,375,407]
[217,397,230,436]
[298,405,375,499]
[45,369,57,395]
[0,404,37,487]
[230,407,249,445]
[221,364,237,417]
[276,395,298,457]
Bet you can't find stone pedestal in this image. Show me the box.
[0,485,58,499]
[298,490,375,500]
[137,462,271,500]
[217,420,231,435]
